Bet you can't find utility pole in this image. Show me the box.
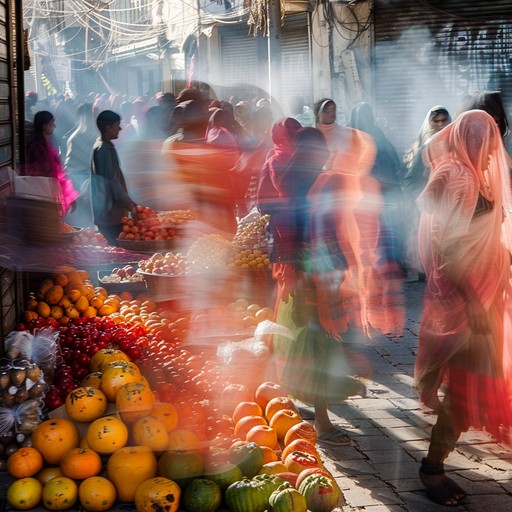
[267,0,282,108]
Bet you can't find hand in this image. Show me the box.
[466,296,490,333]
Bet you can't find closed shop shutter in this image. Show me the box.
[281,12,312,111]
[374,0,512,154]
[219,25,258,95]
[0,0,22,339]
[0,0,12,168]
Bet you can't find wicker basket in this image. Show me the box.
[140,272,190,302]
[116,238,181,253]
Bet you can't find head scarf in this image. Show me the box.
[417,105,451,146]
[205,108,238,148]
[419,109,512,258]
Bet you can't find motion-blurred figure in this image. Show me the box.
[314,98,381,335]
[349,102,406,337]
[162,100,239,236]
[416,110,512,506]
[24,110,78,216]
[64,103,97,227]
[256,117,303,259]
[402,105,451,280]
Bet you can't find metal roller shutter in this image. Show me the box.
[0,0,21,339]
[373,0,512,154]
[281,12,312,111]
[219,25,258,92]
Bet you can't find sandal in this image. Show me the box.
[317,426,351,446]
[419,459,466,507]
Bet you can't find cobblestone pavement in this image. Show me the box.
[311,278,512,511]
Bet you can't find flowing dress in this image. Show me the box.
[416,109,512,440]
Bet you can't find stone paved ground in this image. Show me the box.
[312,278,512,511]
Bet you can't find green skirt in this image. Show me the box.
[273,292,361,405]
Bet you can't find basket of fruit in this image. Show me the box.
[116,207,194,253]
[57,222,84,242]
[97,265,147,294]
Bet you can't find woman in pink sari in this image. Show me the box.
[24,111,78,216]
[416,110,512,506]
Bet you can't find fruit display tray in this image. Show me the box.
[96,270,148,294]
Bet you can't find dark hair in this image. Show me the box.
[96,110,121,133]
[33,111,54,134]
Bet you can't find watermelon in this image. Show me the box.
[182,478,222,512]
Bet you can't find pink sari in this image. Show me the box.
[416,110,512,438]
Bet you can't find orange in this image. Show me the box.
[42,477,78,511]
[232,401,263,424]
[283,420,317,446]
[254,381,288,410]
[233,415,268,441]
[80,372,102,389]
[100,362,142,402]
[86,416,128,455]
[260,445,279,464]
[268,408,302,442]
[32,419,80,465]
[167,429,200,451]
[7,447,44,478]
[115,381,155,424]
[132,416,170,452]
[134,477,181,512]
[90,348,130,373]
[35,467,64,485]
[150,403,179,432]
[65,387,107,422]
[245,424,278,448]
[78,476,116,512]
[6,477,43,510]
[59,448,102,480]
[106,446,157,502]
[265,396,298,422]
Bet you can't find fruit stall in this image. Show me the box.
[0,206,344,512]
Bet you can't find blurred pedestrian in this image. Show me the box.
[162,100,239,236]
[256,117,303,259]
[314,98,381,334]
[64,102,97,226]
[415,110,512,506]
[24,110,78,216]
[349,102,406,336]
[90,110,138,245]
[402,105,451,280]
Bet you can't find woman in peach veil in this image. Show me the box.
[416,109,512,506]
